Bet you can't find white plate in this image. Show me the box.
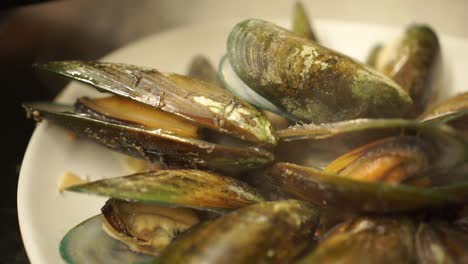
[18,19,468,263]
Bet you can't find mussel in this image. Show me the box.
[419,92,468,134]
[61,169,264,261]
[67,169,264,212]
[157,200,320,264]
[299,215,468,264]
[297,217,416,263]
[269,119,468,212]
[101,199,199,256]
[220,19,412,123]
[60,215,156,264]
[416,221,468,263]
[366,44,383,67]
[25,61,277,172]
[369,24,440,117]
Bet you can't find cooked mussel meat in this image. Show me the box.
[25,61,278,172]
[323,136,435,185]
[101,199,199,256]
[269,119,468,212]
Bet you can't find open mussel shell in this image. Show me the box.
[34,61,277,146]
[67,169,264,212]
[226,19,412,123]
[416,221,468,263]
[101,199,200,256]
[323,136,427,185]
[268,162,468,213]
[156,200,320,264]
[60,215,156,264]
[23,103,274,172]
[373,24,440,117]
[277,118,468,172]
[419,92,468,133]
[297,217,416,264]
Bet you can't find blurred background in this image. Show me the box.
[2,0,467,262]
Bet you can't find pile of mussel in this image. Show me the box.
[24,3,468,263]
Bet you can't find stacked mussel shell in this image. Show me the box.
[25,3,468,263]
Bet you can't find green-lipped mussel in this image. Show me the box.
[67,169,264,212]
[25,61,277,172]
[157,200,320,264]
[101,199,200,256]
[60,215,156,264]
[220,19,412,123]
[270,119,468,212]
[298,217,416,263]
[298,216,468,263]
[419,92,468,134]
[369,24,440,117]
[61,169,264,260]
[292,1,318,41]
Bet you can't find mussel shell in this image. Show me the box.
[297,217,416,264]
[276,119,468,175]
[314,208,357,240]
[101,199,199,256]
[157,200,320,264]
[268,162,468,213]
[278,118,434,141]
[23,103,274,172]
[323,136,436,185]
[60,215,155,264]
[67,169,264,212]
[292,1,318,41]
[186,55,224,87]
[416,221,468,263]
[419,92,468,133]
[365,44,383,67]
[218,55,297,121]
[35,61,277,146]
[374,24,440,117]
[239,168,295,201]
[227,19,412,123]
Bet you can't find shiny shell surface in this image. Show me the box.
[227,19,412,123]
